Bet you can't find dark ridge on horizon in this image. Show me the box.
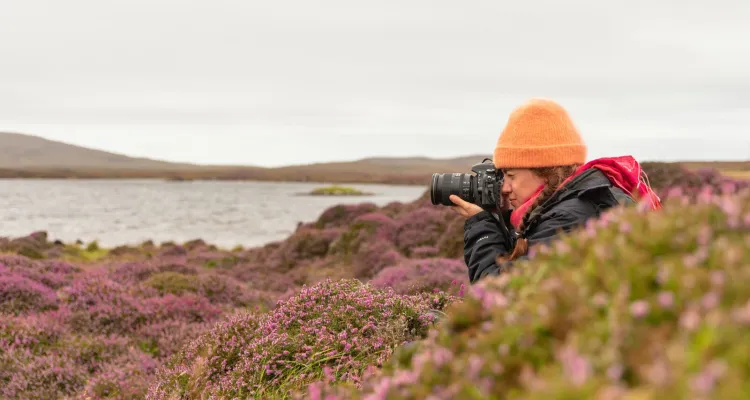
[0,132,747,185]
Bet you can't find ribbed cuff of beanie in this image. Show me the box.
[493,144,587,169]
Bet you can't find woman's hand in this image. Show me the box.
[449,195,484,219]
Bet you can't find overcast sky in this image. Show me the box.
[1,0,749,167]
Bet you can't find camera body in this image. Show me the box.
[430,158,504,210]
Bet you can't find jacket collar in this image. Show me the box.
[524,168,612,221]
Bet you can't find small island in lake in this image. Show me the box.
[304,185,374,196]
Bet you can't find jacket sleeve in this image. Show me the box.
[462,210,514,284]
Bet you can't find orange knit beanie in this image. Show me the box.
[493,98,587,169]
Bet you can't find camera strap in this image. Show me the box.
[490,211,516,249]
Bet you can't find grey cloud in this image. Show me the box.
[1,0,749,166]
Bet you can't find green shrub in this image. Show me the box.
[314,191,750,399]
[144,272,198,296]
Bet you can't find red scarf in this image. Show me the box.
[509,155,662,229]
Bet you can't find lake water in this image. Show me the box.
[0,179,427,249]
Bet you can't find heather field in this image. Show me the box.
[1,163,749,399]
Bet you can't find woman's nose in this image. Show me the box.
[501,180,512,194]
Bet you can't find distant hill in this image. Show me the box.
[0,132,198,170]
[0,132,489,184]
[1,131,747,184]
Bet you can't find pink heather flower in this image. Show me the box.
[431,347,453,367]
[598,212,612,227]
[467,355,483,380]
[307,382,323,400]
[585,221,597,237]
[597,386,627,400]
[470,286,509,309]
[392,370,418,387]
[710,271,726,287]
[554,240,571,254]
[718,197,740,217]
[666,186,684,199]
[720,181,737,194]
[701,292,720,310]
[630,300,650,318]
[682,254,698,268]
[592,293,608,308]
[698,187,713,204]
[657,292,674,309]
[491,362,504,374]
[536,304,549,318]
[644,359,670,386]
[691,360,728,394]
[607,364,624,381]
[680,308,701,331]
[593,244,610,260]
[540,277,562,292]
[619,221,632,233]
[557,346,591,386]
[732,300,750,325]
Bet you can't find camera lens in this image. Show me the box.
[430,173,473,206]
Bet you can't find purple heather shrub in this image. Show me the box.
[108,244,144,257]
[146,279,458,399]
[436,216,465,258]
[134,319,212,360]
[410,246,439,258]
[0,350,88,399]
[158,243,188,257]
[60,274,151,334]
[379,201,408,218]
[40,259,80,274]
[369,258,468,295]
[353,212,398,242]
[108,261,159,283]
[188,249,242,269]
[81,347,159,399]
[350,241,405,280]
[60,334,132,374]
[183,238,208,251]
[194,272,256,306]
[312,189,750,399]
[108,257,197,284]
[229,262,299,293]
[143,293,223,323]
[393,207,452,255]
[1,255,71,289]
[0,311,68,354]
[0,253,40,268]
[315,203,380,229]
[0,272,58,315]
[267,228,340,270]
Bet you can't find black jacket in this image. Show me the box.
[463,168,634,283]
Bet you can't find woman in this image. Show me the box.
[450,98,661,284]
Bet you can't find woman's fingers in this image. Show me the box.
[449,195,467,209]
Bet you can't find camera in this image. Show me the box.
[430,158,504,210]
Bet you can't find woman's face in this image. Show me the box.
[501,169,546,209]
